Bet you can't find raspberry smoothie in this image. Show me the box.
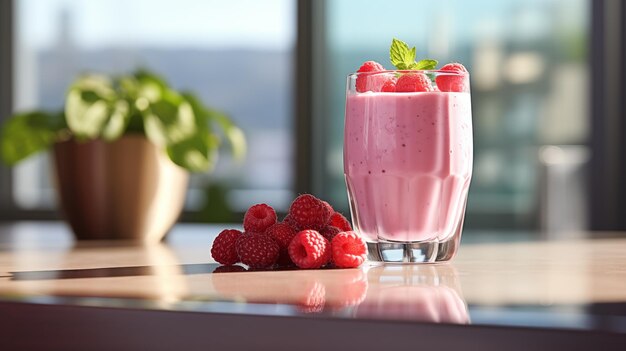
[344,90,472,244]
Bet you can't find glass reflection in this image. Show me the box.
[357,264,469,324]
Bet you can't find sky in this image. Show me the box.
[17,0,296,50]
[16,0,586,52]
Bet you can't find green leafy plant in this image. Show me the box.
[0,69,245,172]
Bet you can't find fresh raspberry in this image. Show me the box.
[243,203,277,233]
[236,233,279,268]
[210,229,243,265]
[266,222,298,266]
[213,264,247,273]
[358,61,385,72]
[436,63,468,92]
[319,225,341,241]
[276,251,295,266]
[282,214,302,232]
[356,61,385,93]
[289,194,331,230]
[331,231,367,268]
[321,200,334,216]
[395,73,434,92]
[266,222,297,249]
[381,78,397,92]
[288,230,331,269]
[328,212,352,232]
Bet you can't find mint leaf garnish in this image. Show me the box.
[411,59,438,70]
[390,38,415,70]
[390,38,438,70]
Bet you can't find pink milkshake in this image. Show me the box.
[344,69,472,262]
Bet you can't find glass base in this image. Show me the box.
[367,235,460,263]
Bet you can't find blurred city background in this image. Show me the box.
[0,0,609,238]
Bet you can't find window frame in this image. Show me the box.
[2,0,626,231]
[588,0,626,231]
[0,0,23,221]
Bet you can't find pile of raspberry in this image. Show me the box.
[210,194,367,269]
[356,61,468,93]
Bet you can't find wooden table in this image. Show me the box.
[1,222,625,350]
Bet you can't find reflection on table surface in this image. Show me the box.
[210,264,469,324]
[0,241,468,324]
[1,222,626,333]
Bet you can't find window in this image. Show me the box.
[3,0,614,232]
[316,0,589,231]
[10,0,296,219]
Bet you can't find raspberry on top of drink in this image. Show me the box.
[354,38,468,93]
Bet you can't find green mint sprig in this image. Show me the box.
[390,38,438,70]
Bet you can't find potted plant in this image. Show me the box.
[0,70,245,242]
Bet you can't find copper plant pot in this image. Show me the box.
[53,135,189,243]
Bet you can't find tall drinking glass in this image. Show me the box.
[344,70,472,263]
